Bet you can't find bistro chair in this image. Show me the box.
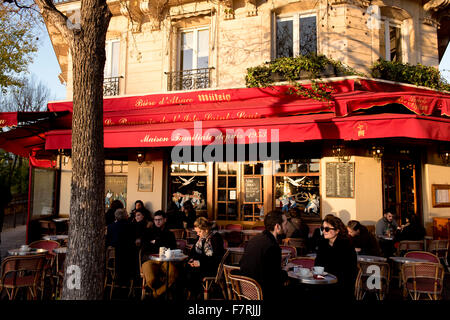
[355,261,390,300]
[280,245,297,259]
[186,229,198,245]
[401,262,445,300]
[0,253,46,300]
[29,240,60,298]
[104,246,135,299]
[170,229,185,240]
[223,231,243,247]
[225,224,243,231]
[427,240,449,271]
[252,226,265,231]
[404,251,440,264]
[397,240,424,256]
[202,250,229,300]
[306,223,321,238]
[288,257,316,269]
[176,239,188,254]
[223,264,240,300]
[283,238,306,256]
[228,273,263,300]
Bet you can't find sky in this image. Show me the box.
[29,28,450,102]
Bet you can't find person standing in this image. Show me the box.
[0,180,12,244]
[239,210,288,300]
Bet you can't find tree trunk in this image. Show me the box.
[61,0,111,300]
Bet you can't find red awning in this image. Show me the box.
[45,113,450,149]
[0,112,17,127]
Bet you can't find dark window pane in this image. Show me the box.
[218,190,227,201]
[277,19,293,58]
[228,176,237,188]
[218,176,227,188]
[227,202,237,217]
[300,16,317,56]
[254,163,264,175]
[298,163,308,173]
[244,164,253,175]
[218,203,227,215]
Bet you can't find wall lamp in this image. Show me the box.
[440,150,450,165]
[332,144,351,163]
[370,145,384,161]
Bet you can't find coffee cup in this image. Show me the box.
[299,268,310,276]
[159,247,166,258]
[165,249,172,258]
[293,266,301,273]
[20,245,30,251]
[313,266,325,275]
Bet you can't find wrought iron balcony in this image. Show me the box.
[166,68,214,91]
[103,76,122,96]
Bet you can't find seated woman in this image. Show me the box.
[347,220,381,256]
[397,213,426,241]
[315,215,357,300]
[129,200,152,222]
[185,217,225,299]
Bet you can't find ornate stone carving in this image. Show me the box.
[139,0,168,31]
[244,0,257,17]
[222,0,234,20]
[421,16,440,28]
[424,0,450,12]
[120,0,144,33]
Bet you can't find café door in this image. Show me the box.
[382,159,420,224]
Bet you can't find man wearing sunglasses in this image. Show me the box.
[239,210,289,301]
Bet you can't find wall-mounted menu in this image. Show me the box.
[244,177,262,203]
[326,162,355,198]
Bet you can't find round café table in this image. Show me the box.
[287,270,337,285]
[8,248,48,256]
[148,253,188,300]
[357,255,387,263]
[42,235,69,245]
[389,256,430,264]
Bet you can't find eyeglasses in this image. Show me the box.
[154,218,164,222]
[320,226,336,232]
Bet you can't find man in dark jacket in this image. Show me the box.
[141,210,177,299]
[239,210,288,301]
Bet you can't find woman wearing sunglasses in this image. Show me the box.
[314,215,357,300]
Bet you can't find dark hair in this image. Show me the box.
[347,220,362,231]
[183,200,193,209]
[134,209,147,220]
[135,200,144,208]
[405,213,419,225]
[110,200,124,211]
[288,207,301,219]
[264,210,284,232]
[322,215,348,238]
[153,210,166,219]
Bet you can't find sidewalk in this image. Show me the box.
[0,225,27,262]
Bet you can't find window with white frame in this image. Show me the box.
[104,40,120,78]
[275,13,317,58]
[179,28,209,71]
[379,18,403,62]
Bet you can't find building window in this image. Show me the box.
[379,19,403,62]
[166,27,212,91]
[241,163,264,222]
[276,14,317,58]
[170,162,208,216]
[273,159,320,220]
[104,40,120,96]
[105,160,128,174]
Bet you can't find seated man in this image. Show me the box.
[141,210,177,299]
[239,210,288,301]
[375,211,401,257]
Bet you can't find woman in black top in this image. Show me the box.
[315,215,357,300]
[185,217,225,298]
[129,200,152,222]
[347,220,381,256]
[397,213,426,241]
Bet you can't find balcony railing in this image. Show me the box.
[165,68,214,91]
[103,76,121,96]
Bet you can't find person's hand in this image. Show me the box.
[355,247,361,253]
[150,240,155,244]
[135,239,141,246]
[188,260,200,267]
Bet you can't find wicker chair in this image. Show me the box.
[170,229,185,240]
[355,261,390,300]
[252,226,265,231]
[225,224,243,231]
[0,253,46,300]
[29,240,61,298]
[288,257,316,269]
[283,238,306,256]
[228,273,263,300]
[104,246,134,299]
[404,251,440,264]
[401,262,445,300]
[223,264,240,300]
[53,250,66,299]
[397,240,424,255]
[176,239,188,254]
[202,250,229,300]
[428,240,449,270]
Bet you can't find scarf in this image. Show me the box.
[194,230,216,257]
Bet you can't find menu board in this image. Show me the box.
[244,177,262,203]
[326,162,355,198]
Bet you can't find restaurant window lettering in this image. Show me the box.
[273,159,320,219]
[170,162,208,215]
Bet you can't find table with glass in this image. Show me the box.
[287,269,337,285]
[148,253,188,300]
[8,248,48,256]
[357,255,387,263]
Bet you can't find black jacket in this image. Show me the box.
[350,225,381,256]
[106,220,135,283]
[239,230,286,300]
[397,223,426,241]
[143,225,177,254]
[189,231,225,277]
[315,236,357,300]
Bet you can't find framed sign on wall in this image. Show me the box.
[138,166,154,192]
[431,184,450,208]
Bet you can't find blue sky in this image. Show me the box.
[30,29,450,102]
